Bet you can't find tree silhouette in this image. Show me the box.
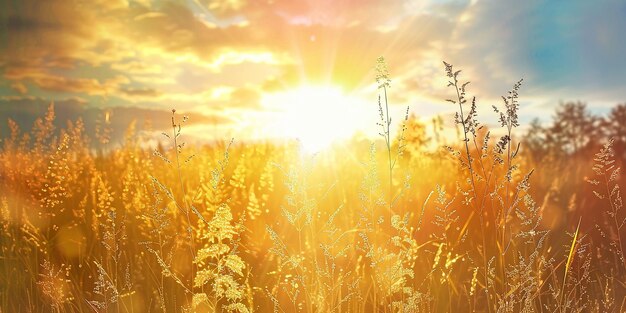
[544,102,599,155]
[602,103,626,159]
[523,118,547,162]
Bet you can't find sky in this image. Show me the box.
[1,0,625,149]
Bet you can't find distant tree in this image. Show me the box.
[544,102,599,155]
[602,104,626,159]
[523,118,547,161]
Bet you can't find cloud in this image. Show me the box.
[3,67,130,95]
[125,2,271,63]
[1,0,109,68]
[446,0,626,102]
[118,87,163,100]
[9,82,27,94]
[110,61,163,75]
[1,0,625,138]
[229,87,261,108]
[208,0,408,28]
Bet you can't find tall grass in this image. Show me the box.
[0,59,624,312]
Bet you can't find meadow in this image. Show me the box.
[1,60,625,312]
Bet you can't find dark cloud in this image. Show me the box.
[111,61,163,75]
[9,82,27,94]
[0,0,100,67]
[127,2,267,61]
[0,97,232,144]
[3,67,130,95]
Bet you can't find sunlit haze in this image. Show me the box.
[2,1,626,312]
[264,85,371,152]
[2,0,625,147]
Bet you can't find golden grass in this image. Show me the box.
[0,61,625,312]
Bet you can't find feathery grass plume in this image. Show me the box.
[279,150,316,230]
[89,260,120,311]
[492,79,524,258]
[431,184,466,311]
[89,174,132,312]
[193,204,250,313]
[587,139,626,270]
[193,139,234,213]
[37,259,74,313]
[356,141,425,310]
[95,110,112,147]
[38,133,73,217]
[387,212,431,312]
[442,61,556,313]
[230,157,248,198]
[375,56,409,213]
[140,178,176,311]
[32,103,56,155]
[266,144,360,312]
[443,61,495,312]
[355,143,387,306]
[151,110,199,305]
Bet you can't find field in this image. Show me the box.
[1,61,626,313]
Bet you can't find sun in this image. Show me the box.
[264,85,370,153]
